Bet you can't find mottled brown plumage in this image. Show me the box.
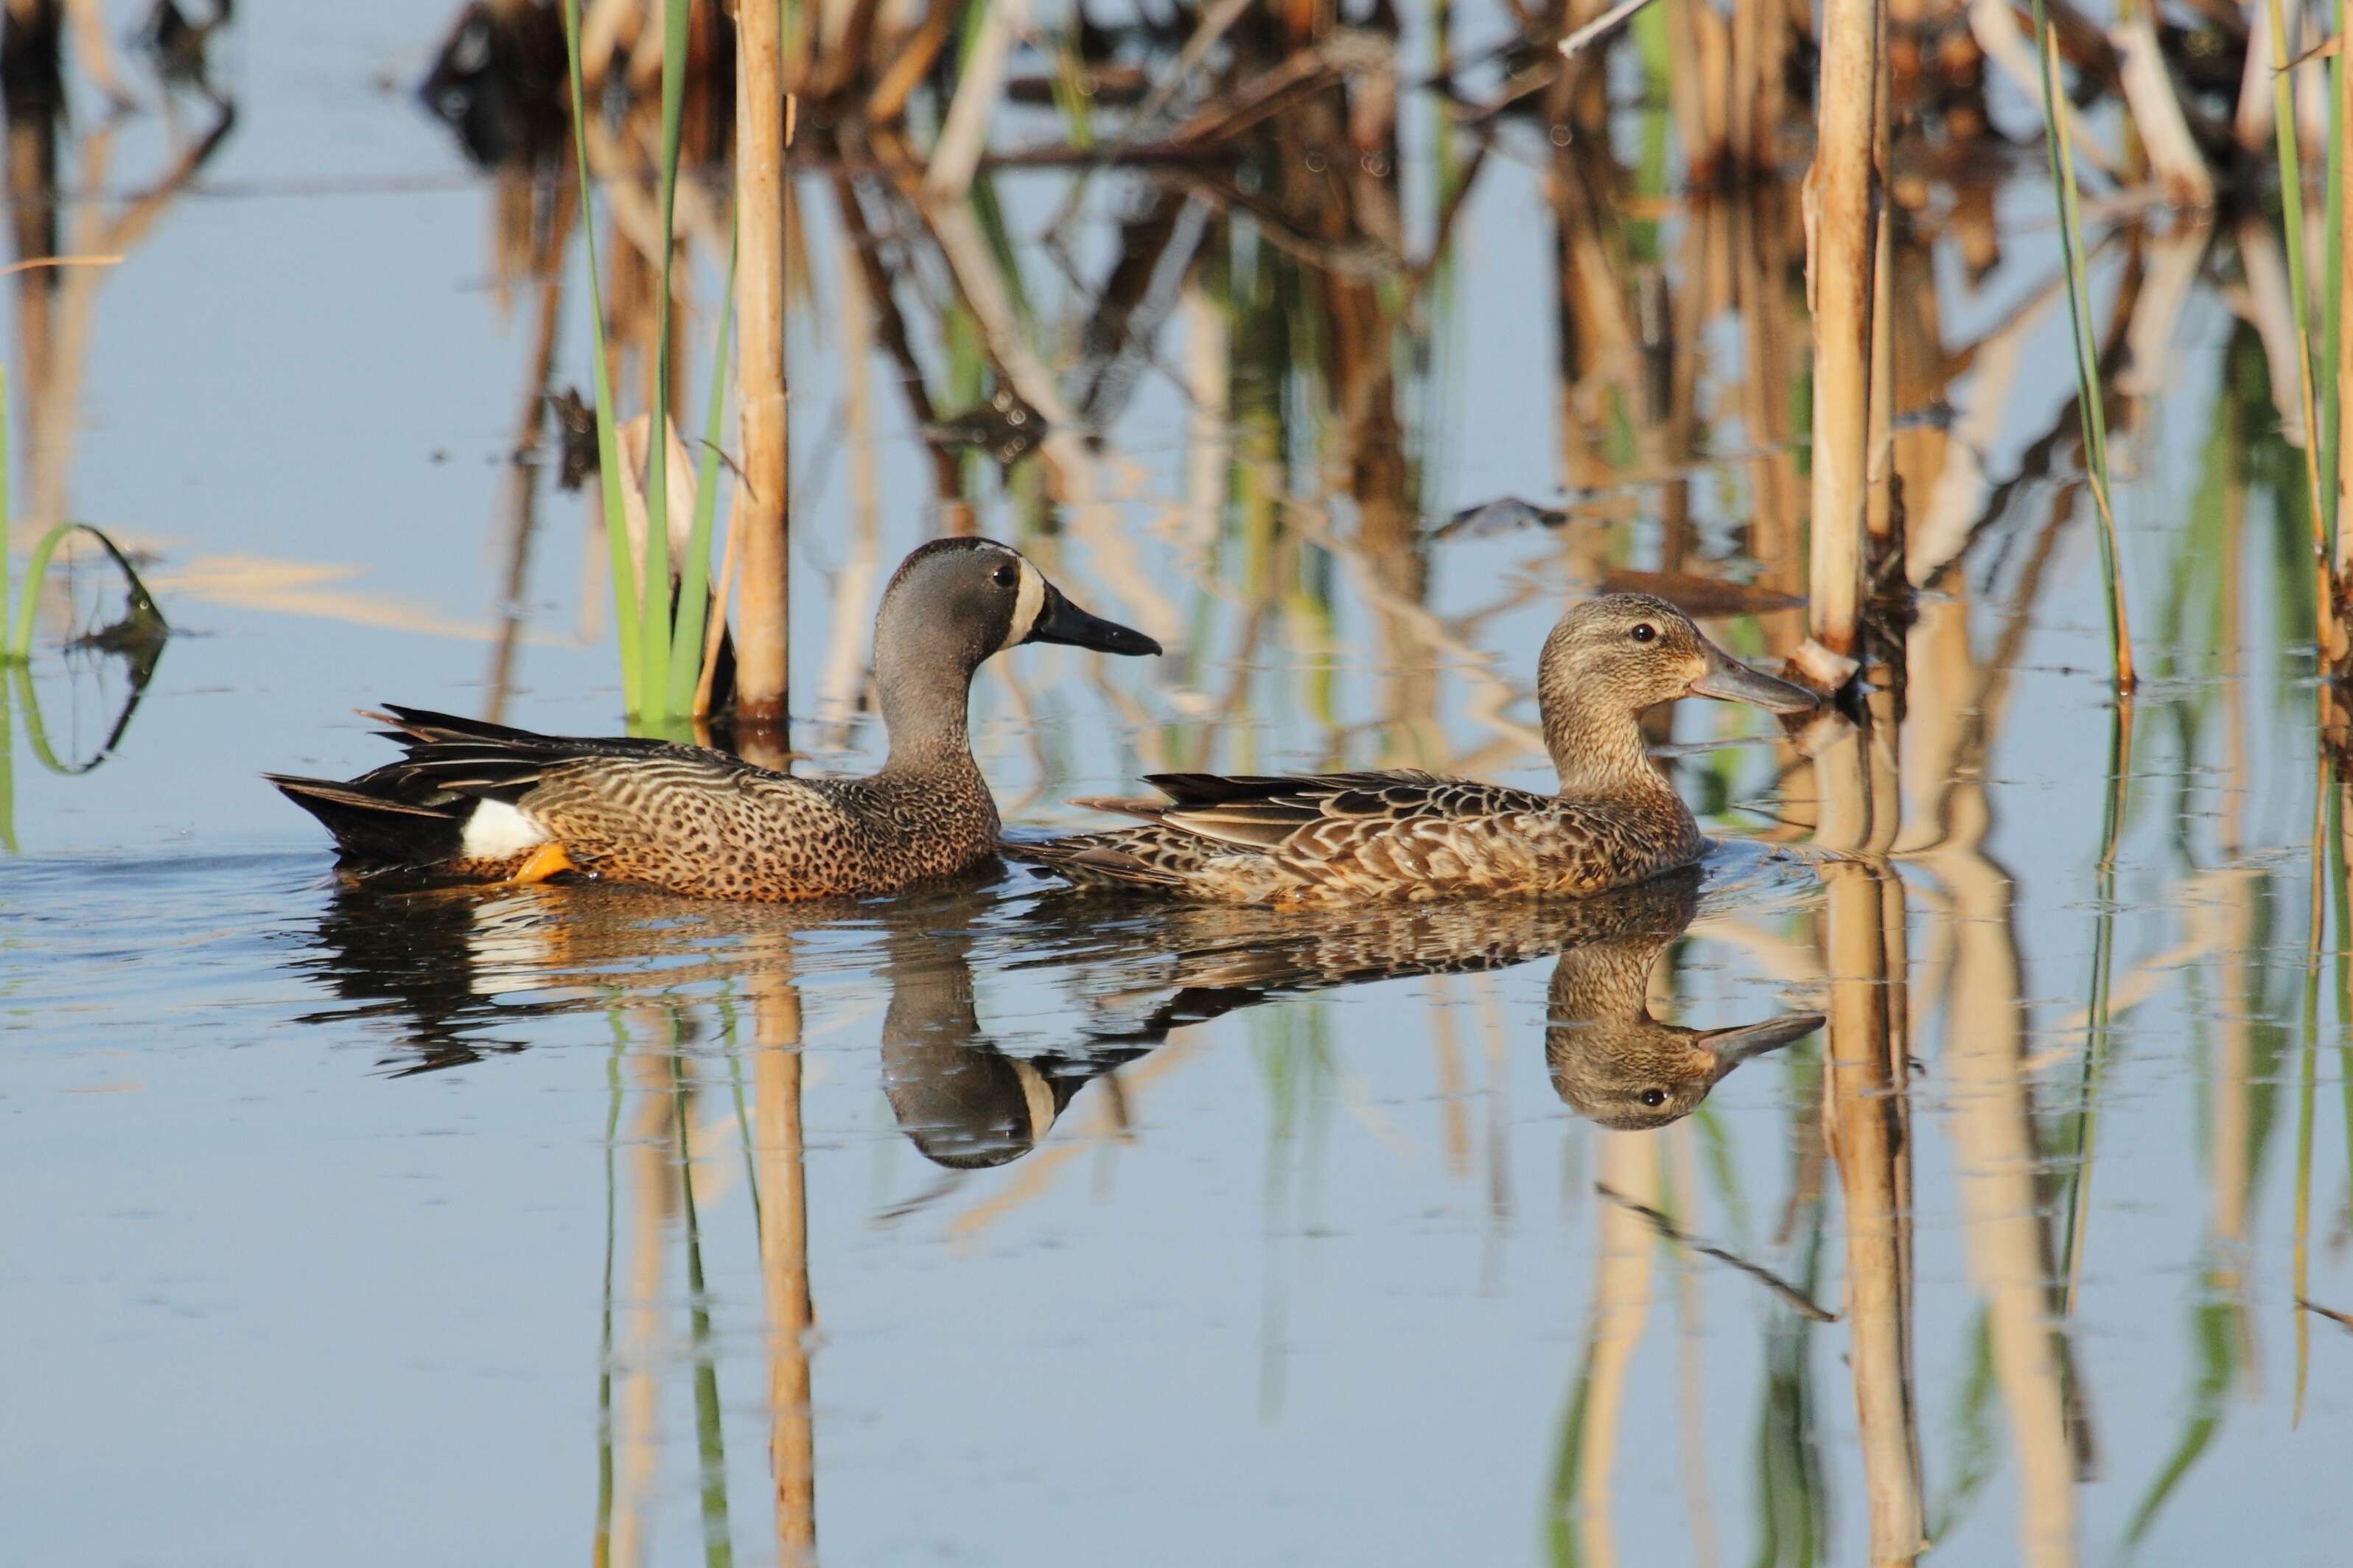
[268,539,1159,900]
[1057,870,1821,1130]
[1007,593,1819,904]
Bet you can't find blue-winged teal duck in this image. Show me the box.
[1006,592,1815,904]
[269,539,1160,900]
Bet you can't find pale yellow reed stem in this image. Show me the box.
[752,957,816,1567]
[1806,0,1881,656]
[733,24,793,727]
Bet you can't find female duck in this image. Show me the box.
[269,538,1160,900]
[1007,593,1814,904]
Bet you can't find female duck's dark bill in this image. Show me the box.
[1024,583,1163,657]
[1689,644,1819,714]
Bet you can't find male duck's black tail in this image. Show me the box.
[268,705,743,873]
[265,705,596,871]
[265,769,473,871]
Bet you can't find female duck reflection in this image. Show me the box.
[881,869,1820,1166]
[292,872,1816,1155]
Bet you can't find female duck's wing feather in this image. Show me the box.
[1018,769,1596,900]
[1081,769,1443,848]
[1127,769,1552,858]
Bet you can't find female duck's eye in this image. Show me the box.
[1629,623,1657,643]
[991,563,1018,588]
[1640,1088,1667,1107]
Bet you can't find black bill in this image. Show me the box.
[1025,583,1163,657]
[1700,1012,1825,1071]
[1689,643,1819,713]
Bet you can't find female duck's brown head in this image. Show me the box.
[1535,592,1817,791]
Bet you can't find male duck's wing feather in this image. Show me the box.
[373,704,747,766]
[354,704,777,807]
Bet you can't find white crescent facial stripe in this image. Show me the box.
[999,557,1047,652]
[461,799,550,860]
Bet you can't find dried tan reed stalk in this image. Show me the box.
[734,12,793,728]
[1806,0,1881,657]
[2111,14,2214,206]
[1965,1,2123,181]
[924,0,1027,199]
[1817,704,1924,1563]
[752,956,816,1567]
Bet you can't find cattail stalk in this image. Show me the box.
[1806,0,1880,657]
[734,3,793,729]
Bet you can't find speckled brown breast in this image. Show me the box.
[512,755,1004,901]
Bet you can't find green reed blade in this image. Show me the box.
[0,658,15,855]
[593,1013,626,1567]
[1,363,11,644]
[5,522,164,663]
[2266,0,2335,655]
[560,0,641,716]
[635,0,696,730]
[2293,760,2325,1426]
[2122,1295,2235,1548]
[2324,0,2345,553]
[2332,776,2352,1217]
[2060,697,2130,1315]
[2028,2,2132,688]
[1543,1343,1597,1568]
[672,1050,735,1568]
[667,224,740,717]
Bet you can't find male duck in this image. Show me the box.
[1006,592,1815,904]
[268,538,1160,900]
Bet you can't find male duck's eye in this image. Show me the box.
[991,563,1018,588]
[1629,623,1657,643]
[1640,1088,1667,1107]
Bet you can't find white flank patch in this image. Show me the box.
[461,799,550,860]
[1010,1057,1057,1144]
[999,556,1047,651]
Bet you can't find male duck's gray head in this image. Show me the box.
[873,538,1159,762]
[877,537,1161,671]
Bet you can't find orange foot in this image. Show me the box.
[508,841,578,886]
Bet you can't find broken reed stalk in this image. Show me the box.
[2030,4,2136,691]
[734,4,792,732]
[2265,0,2343,666]
[1805,0,1880,659]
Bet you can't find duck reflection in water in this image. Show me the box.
[1029,867,1822,1136]
[290,867,1817,1147]
[874,928,1154,1168]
